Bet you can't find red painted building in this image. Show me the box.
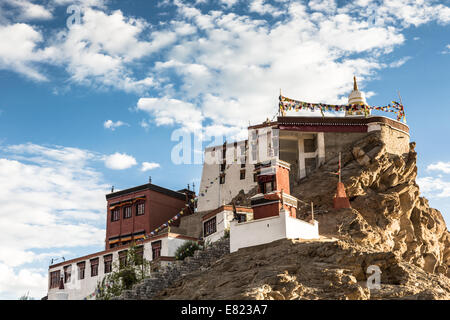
[105,183,195,250]
[251,159,299,220]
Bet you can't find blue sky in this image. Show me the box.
[0,0,449,299]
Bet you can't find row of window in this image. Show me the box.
[219,172,258,184]
[50,243,161,289]
[111,202,145,222]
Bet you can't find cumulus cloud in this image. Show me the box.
[0,23,48,81]
[417,176,450,198]
[141,162,161,172]
[136,96,204,132]
[0,143,109,299]
[2,0,53,21]
[104,152,137,170]
[103,119,129,130]
[427,161,450,174]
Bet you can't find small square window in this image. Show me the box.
[204,217,216,237]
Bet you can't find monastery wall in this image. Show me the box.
[379,123,410,155]
[197,142,258,212]
[47,233,195,300]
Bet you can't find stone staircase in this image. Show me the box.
[111,237,230,300]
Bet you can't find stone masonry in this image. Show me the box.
[111,237,230,300]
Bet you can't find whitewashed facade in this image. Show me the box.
[47,233,196,300]
[230,209,319,253]
[202,206,254,244]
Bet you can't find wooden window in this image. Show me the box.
[63,265,71,283]
[136,202,145,216]
[253,173,258,182]
[237,214,247,223]
[135,246,144,265]
[204,217,216,237]
[265,181,273,193]
[219,174,225,184]
[124,206,132,219]
[111,208,120,222]
[104,255,113,274]
[90,258,99,277]
[50,270,60,289]
[77,262,85,280]
[240,169,246,180]
[151,241,161,260]
[119,250,128,268]
[220,163,226,172]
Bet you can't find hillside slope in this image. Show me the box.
[152,133,450,299]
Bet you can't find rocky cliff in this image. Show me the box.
[154,133,450,299]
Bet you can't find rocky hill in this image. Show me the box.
[148,133,450,299]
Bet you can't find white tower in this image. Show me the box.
[346,76,370,117]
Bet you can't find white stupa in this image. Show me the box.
[346,76,370,117]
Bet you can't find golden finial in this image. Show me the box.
[353,75,358,91]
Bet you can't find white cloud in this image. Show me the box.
[0,264,48,300]
[3,0,53,21]
[220,0,239,8]
[136,96,204,132]
[0,143,108,298]
[427,161,450,174]
[141,162,161,171]
[389,56,411,68]
[0,23,48,81]
[103,119,129,130]
[417,176,450,198]
[104,152,137,170]
[249,0,284,16]
[441,44,450,55]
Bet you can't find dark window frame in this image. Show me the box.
[63,265,71,283]
[240,169,246,180]
[136,202,145,216]
[151,241,161,260]
[90,259,99,277]
[123,206,132,219]
[204,217,217,237]
[77,262,85,280]
[104,254,113,274]
[111,208,120,222]
[50,270,60,289]
[119,250,128,268]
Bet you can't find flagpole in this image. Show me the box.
[339,152,341,184]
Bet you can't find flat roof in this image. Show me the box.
[106,183,187,201]
[48,232,199,269]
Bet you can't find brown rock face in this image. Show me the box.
[152,133,450,300]
[154,239,450,300]
[294,133,449,278]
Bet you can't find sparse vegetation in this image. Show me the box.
[96,242,151,300]
[175,241,200,261]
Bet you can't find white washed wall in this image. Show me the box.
[230,211,319,253]
[197,142,257,212]
[47,236,191,300]
[203,210,235,243]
